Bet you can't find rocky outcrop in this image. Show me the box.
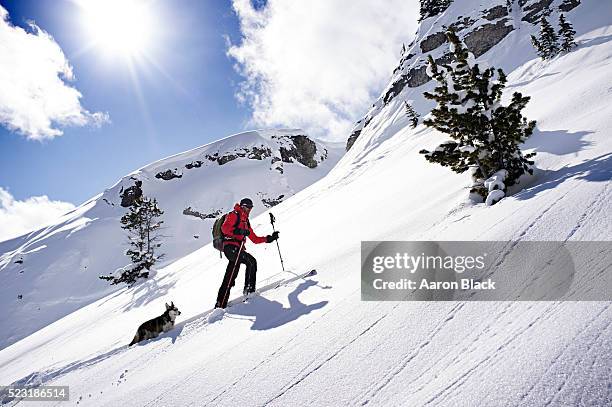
[185,160,203,169]
[558,0,580,12]
[120,180,143,207]
[199,136,325,168]
[482,5,508,20]
[464,19,514,57]
[382,53,453,104]
[261,194,285,208]
[155,169,183,181]
[348,2,520,150]
[277,135,320,168]
[520,0,554,23]
[205,146,273,166]
[346,129,361,151]
[420,32,447,53]
[182,207,221,220]
[449,16,476,31]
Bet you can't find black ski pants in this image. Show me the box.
[215,243,257,308]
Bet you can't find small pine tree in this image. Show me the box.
[404,102,420,128]
[419,0,453,21]
[531,16,559,59]
[420,30,536,201]
[558,14,576,52]
[100,195,165,285]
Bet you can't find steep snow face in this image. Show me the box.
[0,1,611,406]
[0,129,344,349]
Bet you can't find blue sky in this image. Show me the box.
[0,0,252,204]
[0,0,419,241]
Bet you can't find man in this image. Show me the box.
[215,198,279,309]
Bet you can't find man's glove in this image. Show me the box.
[266,231,280,243]
[235,228,250,237]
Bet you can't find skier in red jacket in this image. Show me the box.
[215,198,279,309]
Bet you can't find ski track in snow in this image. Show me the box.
[263,312,390,406]
[564,181,610,241]
[519,303,611,406]
[484,189,571,282]
[421,302,564,406]
[356,303,466,405]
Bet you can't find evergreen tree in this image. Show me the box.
[404,102,420,128]
[100,195,165,285]
[558,14,576,52]
[531,16,559,59]
[420,30,536,201]
[419,0,453,21]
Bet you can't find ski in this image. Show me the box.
[226,269,317,308]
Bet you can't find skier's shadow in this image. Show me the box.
[227,279,328,330]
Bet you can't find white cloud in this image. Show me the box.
[0,187,75,243]
[228,0,419,141]
[0,6,108,141]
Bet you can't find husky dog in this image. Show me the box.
[128,302,181,346]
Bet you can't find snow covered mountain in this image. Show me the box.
[0,129,344,349]
[1,1,611,405]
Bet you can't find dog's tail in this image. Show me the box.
[128,333,139,347]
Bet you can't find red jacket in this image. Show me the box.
[221,203,267,248]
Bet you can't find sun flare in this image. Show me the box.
[78,0,155,58]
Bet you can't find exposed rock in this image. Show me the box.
[393,54,415,74]
[155,169,183,181]
[278,135,319,168]
[185,160,203,169]
[182,207,222,220]
[447,15,475,31]
[521,0,554,23]
[248,146,273,160]
[482,5,508,20]
[383,75,411,104]
[14,259,23,265]
[420,0,453,21]
[205,146,272,166]
[464,19,514,57]
[217,154,238,165]
[346,129,361,151]
[420,32,447,53]
[558,0,580,12]
[407,66,431,88]
[383,53,453,105]
[261,194,285,208]
[120,180,142,207]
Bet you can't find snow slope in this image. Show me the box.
[1,1,611,405]
[0,129,344,349]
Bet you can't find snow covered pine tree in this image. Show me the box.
[531,16,560,59]
[558,14,577,52]
[419,30,536,205]
[100,196,165,285]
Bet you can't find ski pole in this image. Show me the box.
[269,213,285,272]
[221,237,245,307]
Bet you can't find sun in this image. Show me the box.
[77,0,156,58]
